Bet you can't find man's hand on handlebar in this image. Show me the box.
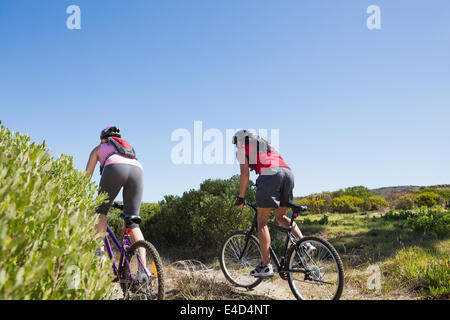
[235,196,245,208]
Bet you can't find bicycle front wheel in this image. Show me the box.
[219,231,263,289]
[288,236,344,300]
[120,240,165,300]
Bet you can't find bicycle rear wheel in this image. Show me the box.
[288,236,344,300]
[120,240,165,300]
[219,231,263,289]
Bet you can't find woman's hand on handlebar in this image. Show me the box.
[235,196,245,208]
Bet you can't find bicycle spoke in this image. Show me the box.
[120,241,165,300]
[220,232,263,289]
[288,238,344,300]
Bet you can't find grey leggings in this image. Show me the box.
[96,164,144,228]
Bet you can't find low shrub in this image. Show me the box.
[406,206,450,238]
[368,196,390,211]
[146,175,256,259]
[296,197,325,214]
[415,192,440,208]
[332,196,364,213]
[302,215,329,225]
[0,125,113,299]
[383,247,449,299]
[395,194,416,210]
[382,209,415,221]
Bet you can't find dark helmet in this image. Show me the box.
[100,126,121,140]
[232,129,253,145]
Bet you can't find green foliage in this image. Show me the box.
[368,196,390,211]
[384,247,449,299]
[406,206,450,238]
[146,175,256,258]
[419,188,450,203]
[332,195,364,213]
[384,207,450,238]
[0,125,113,299]
[395,194,416,210]
[302,215,329,225]
[341,186,374,199]
[296,197,325,214]
[415,191,440,208]
[382,209,415,221]
[298,187,389,214]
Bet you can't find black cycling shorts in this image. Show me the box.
[96,164,143,229]
[255,167,294,209]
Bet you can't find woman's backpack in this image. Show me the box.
[100,137,137,174]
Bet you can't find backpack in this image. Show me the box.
[254,135,275,154]
[100,137,137,175]
[245,135,276,172]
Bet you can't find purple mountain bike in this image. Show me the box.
[105,202,165,300]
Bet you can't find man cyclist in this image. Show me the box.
[232,130,315,277]
[85,126,147,269]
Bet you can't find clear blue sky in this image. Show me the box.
[1,0,449,202]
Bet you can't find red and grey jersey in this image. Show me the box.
[242,143,290,174]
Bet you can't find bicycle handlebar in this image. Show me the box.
[244,200,307,213]
[112,202,124,210]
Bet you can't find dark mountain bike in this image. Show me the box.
[219,202,344,300]
[104,202,165,300]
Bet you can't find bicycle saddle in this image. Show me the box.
[120,213,142,225]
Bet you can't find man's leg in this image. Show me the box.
[257,207,272,266]
[274,207,303,240]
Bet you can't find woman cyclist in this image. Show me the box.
[85,126,146,261]
[232,130,315,277]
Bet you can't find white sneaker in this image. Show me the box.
[250,264,274,277]
[302,243,317,256]
[136,269,149,283]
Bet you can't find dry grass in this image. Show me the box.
[165,260,271,300]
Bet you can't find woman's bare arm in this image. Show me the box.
[85,145,100,179]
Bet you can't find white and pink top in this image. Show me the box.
[99,142,143,170]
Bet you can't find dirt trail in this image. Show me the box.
[113,258,415,300]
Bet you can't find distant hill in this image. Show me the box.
[371,186,422,198]
[371,184,450,199]
[295,184,450,201]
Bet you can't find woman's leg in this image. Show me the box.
[123,165,146,267]
[95,214,108,234]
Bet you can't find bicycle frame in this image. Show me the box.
[244,203,307,276]
[104,224,135,283]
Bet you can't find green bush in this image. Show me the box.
[406,206,450,238]
[332,195,364,213]
[333,186,374,199]
[395,194,416,210]
[368,196,390,211]
[382,208,415,221]
[296,197,325,214]
[415,192,440,208]
[384,207,450,238]
[419,188,450,205]
[146,175,256,259]
[302,215,329,225]
[0,125,113,299]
